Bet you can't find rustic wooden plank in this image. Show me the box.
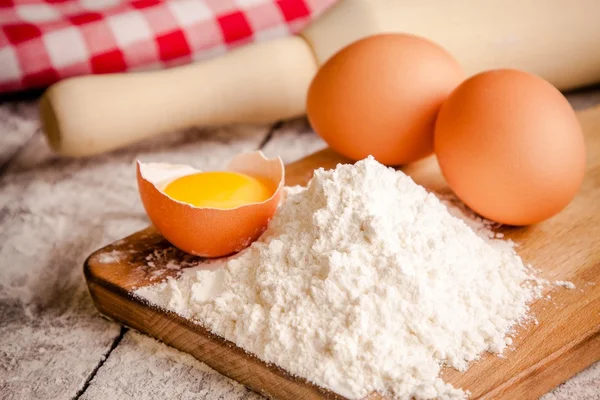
[85,106,600,400]
[0,100,273,400]
[0,101,39,172]
[79,331,262,400]
[0,102,121,400]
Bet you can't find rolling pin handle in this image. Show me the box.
[40,36,318,157]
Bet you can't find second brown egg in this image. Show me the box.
[434,69,586,225]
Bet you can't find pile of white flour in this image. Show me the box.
[136,157,542,399]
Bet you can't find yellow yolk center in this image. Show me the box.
[164,171,274,209]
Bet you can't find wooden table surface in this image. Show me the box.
[1,88,599,400]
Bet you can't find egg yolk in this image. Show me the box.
[164,171,274,209]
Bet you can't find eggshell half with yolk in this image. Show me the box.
[137,151,284,258]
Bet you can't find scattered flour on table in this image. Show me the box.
[136,157,544,400]
[554,280,576,290]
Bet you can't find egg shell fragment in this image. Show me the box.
[137,151,284,258]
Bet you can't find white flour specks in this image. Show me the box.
[97,250,124,264]
[554,280,576,290]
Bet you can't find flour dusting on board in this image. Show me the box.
[136,157,544,400]
[97,250,124,264]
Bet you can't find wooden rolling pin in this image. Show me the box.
[41,0,600,157]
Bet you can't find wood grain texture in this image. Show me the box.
[78,331,263,400]
[85,106,600,399]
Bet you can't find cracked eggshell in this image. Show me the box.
[137,151,284,258]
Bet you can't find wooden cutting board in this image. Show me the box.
[85,106,600,400]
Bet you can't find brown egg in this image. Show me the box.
[434,69,586,225]
[307,34,463,165]
[137,152,284,257]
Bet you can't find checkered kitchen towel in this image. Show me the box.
[0,0,335,93]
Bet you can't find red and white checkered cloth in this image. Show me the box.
[0,0,336,93]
